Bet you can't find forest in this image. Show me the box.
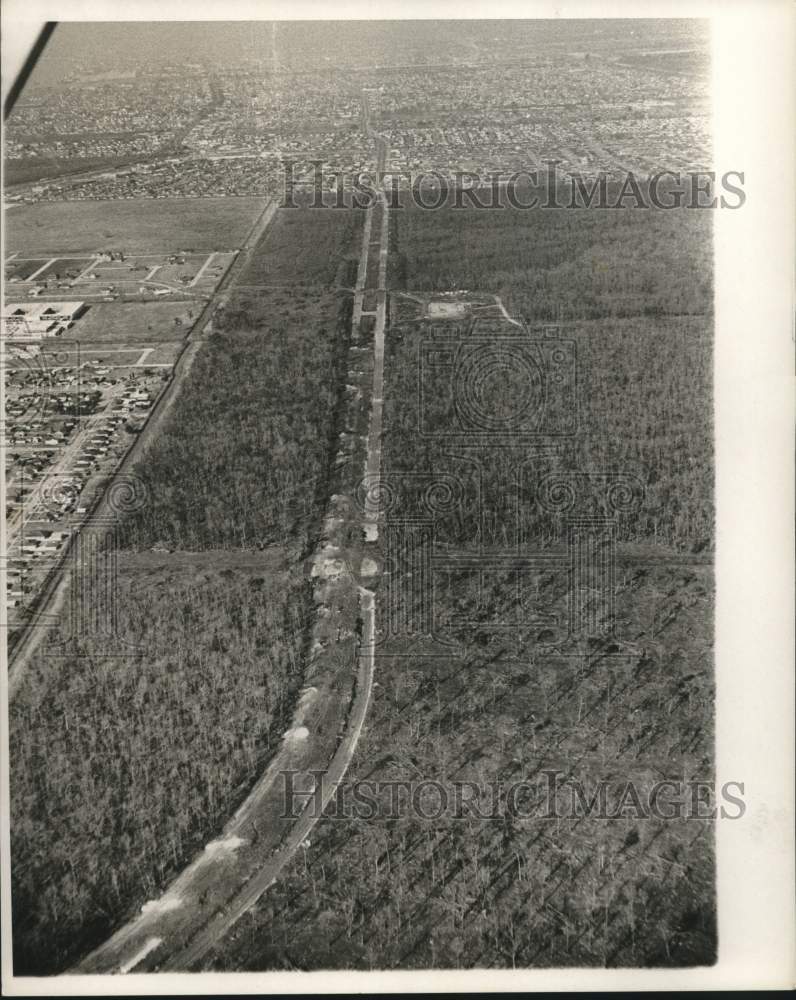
[120,291,353,554]
[383,312,713,554]
[197,195,716,970]
[392,189,713,323]
[202,547,715,970]
[10,187,717,971]
[11,558,309,974]
[11,241,356,971]
[240,207,364,288]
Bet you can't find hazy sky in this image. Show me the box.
[26,19,707,85]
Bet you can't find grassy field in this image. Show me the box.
[135,342,182,365]
[5,197,268,255]
[41,346,143,365]
[33,257,92,280]
[39,345,181,371]
[5,257,49,281]
[58,301,195,343]
[5,153,147,188]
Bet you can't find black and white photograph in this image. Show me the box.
[0,1,793,992]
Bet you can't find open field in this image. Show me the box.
[616,49,708,77]
[131,342,182,366]
[5,197,269,255]
[4,250,237,301]
[32,257,93,281]
[38,342,182,368]
[52,301,195,342]
[150,254,210,285]
[5,257,49,281]
[40,346,142,366]
[5,153,147,188]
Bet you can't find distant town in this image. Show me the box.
[6,24,710,204]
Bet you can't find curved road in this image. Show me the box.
[161,587,376,972]
[71,189,389,974]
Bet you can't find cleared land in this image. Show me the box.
[4,251,237,301]
[5,153,146,188]
[33,257,92,280]
[5,197,269,255]
[40,342,182,368]
[5,257,49,281]
[56,302,195,343]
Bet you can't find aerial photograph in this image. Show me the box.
[3,17,719,977]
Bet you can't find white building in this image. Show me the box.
[3,301,87,340]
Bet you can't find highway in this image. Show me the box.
[362,195,388,543]
[70,179,389,973]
